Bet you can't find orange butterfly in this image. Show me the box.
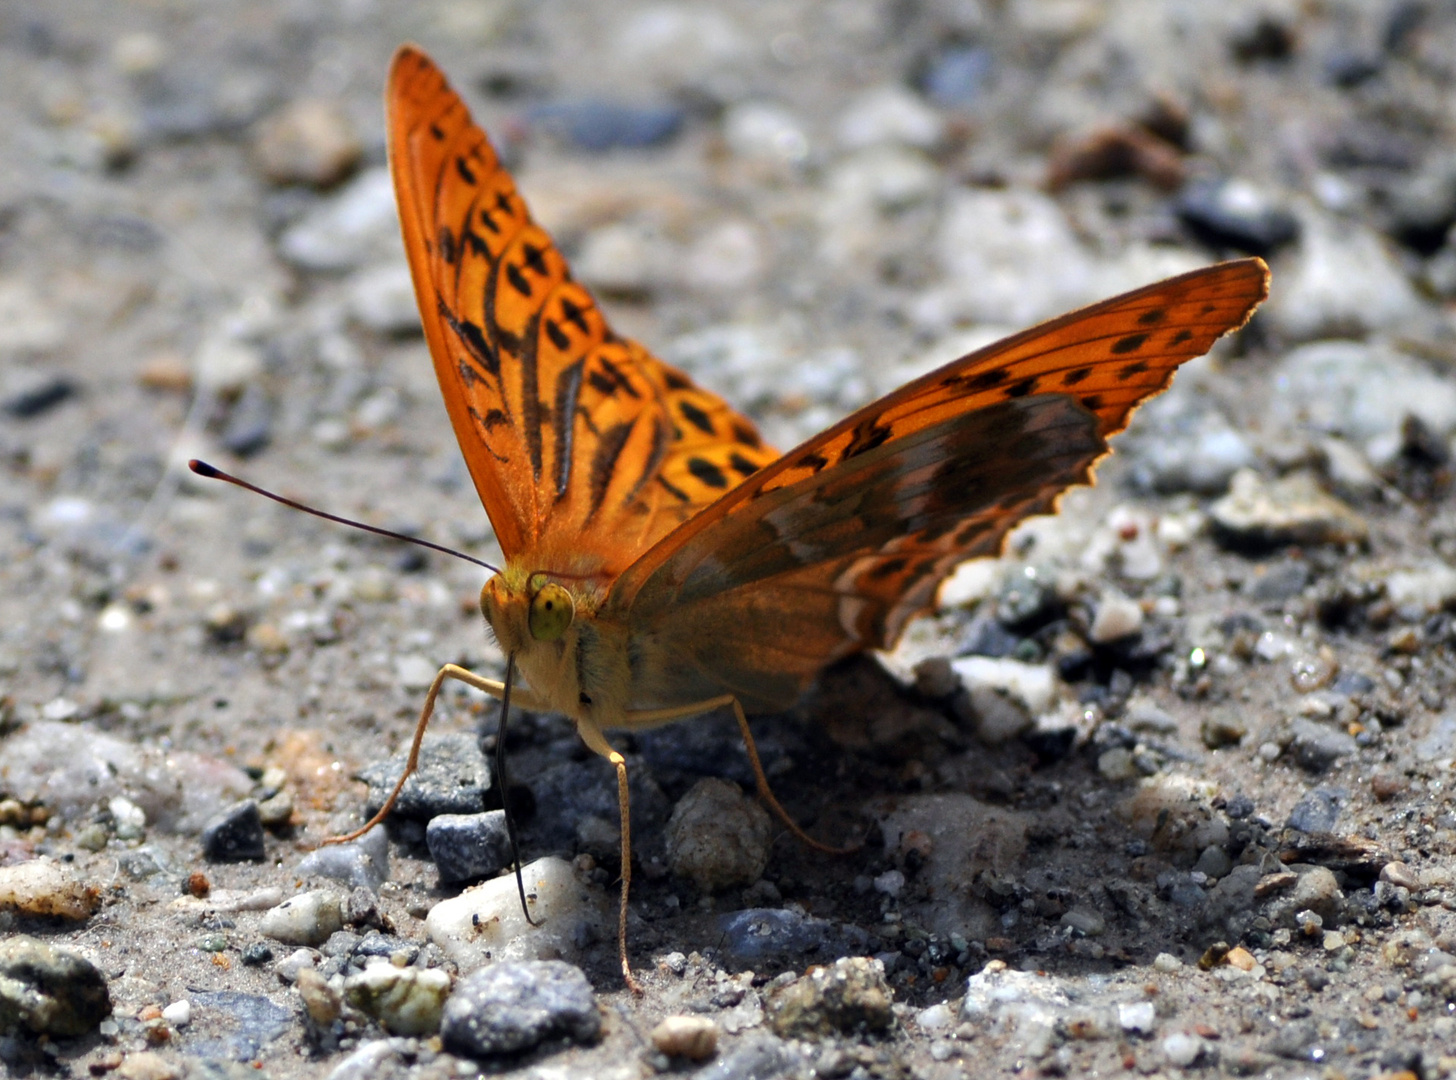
[376,46,1267,990]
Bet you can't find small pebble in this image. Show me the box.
[1089,594,1144,644]
[252,98,362,188]
[766,956,893,1038]
[426,856,609,972]
[200,800,266,862]
[259,890,344,946]
[1153,953,1183,973]
[1162,1031,1203,1067]
[426,810,512,883]
[343,961,451,1036]
[1381,862,1420,890]
[160,1000,190,1028]
[440,960,600,1058]
[1119,1000,1156,1034]
[665,778,772,893]
[0,860,102,920]
[296,967,342,1026]
[650,1014,720,1060]
[274,948,316,983]
[0,936,112,1036]
[359,732,493,822]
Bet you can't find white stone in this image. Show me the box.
[872,869,906,898]
[0,279,65,354]
[161,1000,191,1028]
[1265,210,1427,342]
[723,102,809,166]
[959,684,1033,745]
[394,654,439,692]
[1162,1031,1203,1067]
[343,962,451,1036]
[685,221,764,294]
[836,84,946,151]
[193,333,263,394]
[918,1002,956,1032]
[1118,1000,1155,1034]
[259,890,343,946]
[1267,340,1456,459]
[279,167,399,272]
[1152,952,1182,972]
[349,263,420,334]
[1384,564,1456,612]
[950,656,1056,715]
[425,856,611,973]
[1089,594,1143,644]
[573,221,671,295]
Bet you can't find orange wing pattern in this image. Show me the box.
[610,260,1269,710]
[388,48,777,573]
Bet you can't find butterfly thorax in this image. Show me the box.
[479,564,631,733]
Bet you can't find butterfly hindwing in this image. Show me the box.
[609,260,1269,709]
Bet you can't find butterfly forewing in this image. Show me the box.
[388,47,776,573]
[609,260,1268,708]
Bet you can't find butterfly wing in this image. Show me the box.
[608,259,1270,711]
[388,47,777,571]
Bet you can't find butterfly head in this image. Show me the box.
[478,566,581,654]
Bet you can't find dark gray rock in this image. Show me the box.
[360,732,492,823]
[219,383,273,457]
[426,810,513,883]
[3,376,77,419]
[201,799,266,862]
[295,825,390,891]
[440,960,600,1058]
[0,936,111,1037]
[1287,786,1348,833]
[1175,178,1300,256]
[528,101,684,151]
[1263,1018,1322,1061]
[1289,721,1358,773]
[715,908,874,969]
[1247,560,1311,604]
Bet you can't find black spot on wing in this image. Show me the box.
[506,262,532,297]
[1081,394,1103,411]
[728,452,759,478]
[495,191,513,216]
[456,157,476,185]
[429,123,446,141]
[437,225,458,265]
[732,421,762,448]
[545,319,570,352]
[559,297,589,334]
[521,242,548,276]
[1138,308,1167,325]
[657,474,690,502]
[1118,361,1149,379]
[596,357,642,400]
[800,452,829,472]
[868,556,909,579]
[844,420,893,459]
[687,457,729,489]
[1111,333,1149,355]
[1005,376,1038,398]
[479,208,500,234]
[1170,329,1193,345]
[662,368,693,391]
[483,408,508,430]
[678,399,715,435]
[1062,366,1092,386]
[968,367,1009,390]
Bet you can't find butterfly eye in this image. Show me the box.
[528,581,574,642]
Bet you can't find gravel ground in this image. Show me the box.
[6,1,1456,1077]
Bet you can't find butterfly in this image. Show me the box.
[377,45,1268,991]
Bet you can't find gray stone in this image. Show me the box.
[426,810,512,883]
[252,98,362,188]
[0,936,111,1037]
[1289,722,1358,774]
[699,1033,799,1080]
[666,778,772,893]
[714,908,872,969]
[279,167,399,272]
[440,960,600,1057]
[1286,785,1348,832]
[295,826,390,891]
[176,989,293,1062]
[359,732,492,823]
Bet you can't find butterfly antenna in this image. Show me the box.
[188,460,500,573]
[496,654,539,926]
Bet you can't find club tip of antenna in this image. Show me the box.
[189,459,220,478]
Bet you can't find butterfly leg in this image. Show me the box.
[622,696,860,857]
[574,722,644,995]
[326,663,549,845]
